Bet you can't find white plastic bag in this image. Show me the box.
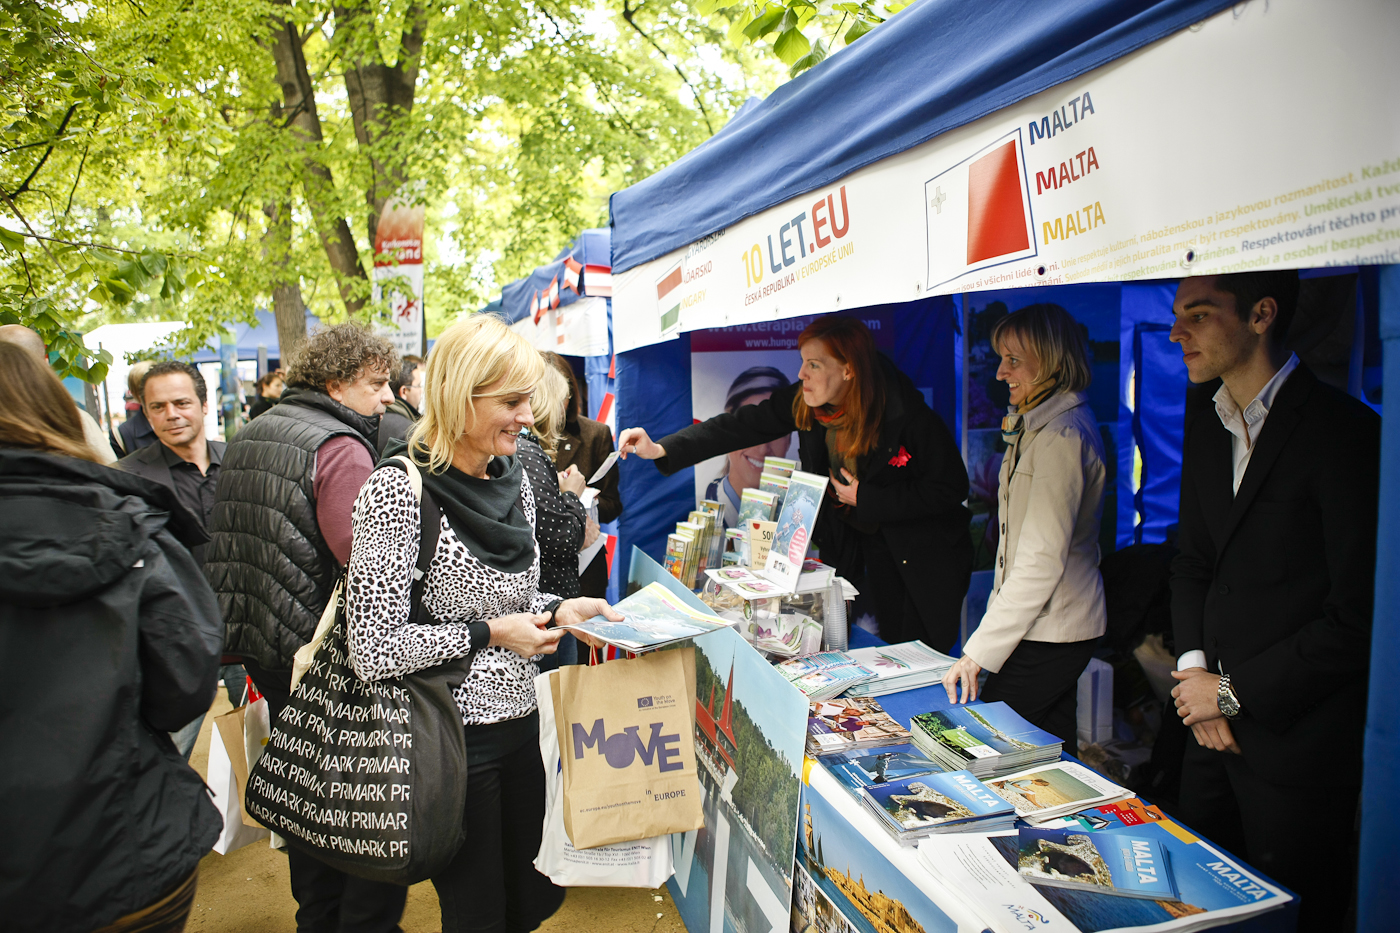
[533,671,674,887]
[209,709,271,854]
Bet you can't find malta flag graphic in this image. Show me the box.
[583,264,612,298]
[924,129,1037,289]
[563,256,582,292]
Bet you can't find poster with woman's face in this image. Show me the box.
[690,347,801,526]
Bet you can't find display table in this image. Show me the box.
[792,630,1299,933]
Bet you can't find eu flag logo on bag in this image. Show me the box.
[637,696,653,708]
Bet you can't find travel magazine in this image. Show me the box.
[845,641,958,695]
[985,761,1131,824]
[764,469,828,591]
[1016,828,1180,902]
[805,696,910,757]
[820,743,945,800]
[861,771,1016,843]
[556,581,729,651]
[910,702,1063,778]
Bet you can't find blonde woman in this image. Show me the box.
[345,315,621,933]
[942,304,1107,751]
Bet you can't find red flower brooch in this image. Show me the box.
[888,446,912,467]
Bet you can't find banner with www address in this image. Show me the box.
[611,0,1400,353]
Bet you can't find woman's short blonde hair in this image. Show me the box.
[529,363,570,462]
[990,303,1092,394]
[409,315,544,472]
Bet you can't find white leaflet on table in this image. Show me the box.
[916,832,1080,933]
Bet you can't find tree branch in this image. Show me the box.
[64,115,100,216]
[620,1,714,135]
[7,104,81,199]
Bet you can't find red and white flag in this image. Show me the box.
[533,291,546,325]
[548,276,560,309]
[595,391,616,436]
[583,264,612,298]
[563,256,582,293]
[924,129,1037,288]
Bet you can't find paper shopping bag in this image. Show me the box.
[209,707,271,853]
[534,672,675,886]
[556,648,703,849]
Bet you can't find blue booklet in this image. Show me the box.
[822,743,943,798]
[862,770,1014,836]
[911,701,1062,771]
[1017,828,1180,902]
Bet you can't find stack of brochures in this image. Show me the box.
[846,641,958,696]
[820,743,944,800]
[984,761,1132,824]
[916,797,1292,933]
[910,702,1063,779]
[861,771,1016,844]
[805,696,910,757]
[776,651,876,700]
[1015,827,1180,901]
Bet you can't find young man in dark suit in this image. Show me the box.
[1168,271,1379,931]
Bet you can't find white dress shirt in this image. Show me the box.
[1177,353,1300,673]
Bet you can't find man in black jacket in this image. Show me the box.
[376,353,423,455]
[207,323,402,933]
[1167,271,1378,931]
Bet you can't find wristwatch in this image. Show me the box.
[1217,673,1242,720]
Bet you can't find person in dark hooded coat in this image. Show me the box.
[0,342,223,933]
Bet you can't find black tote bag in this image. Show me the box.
[244,458,475,884]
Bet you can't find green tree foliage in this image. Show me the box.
[1,0,781,378]
[698,0,906,77]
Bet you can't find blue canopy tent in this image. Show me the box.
[187,309,320,365]
[487,228,621,595]
[605,1,1397,927]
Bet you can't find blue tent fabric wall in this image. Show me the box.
[608,0,1236,274]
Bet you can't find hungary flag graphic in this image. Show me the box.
[657,264,683,335]
[925,129,1038,288]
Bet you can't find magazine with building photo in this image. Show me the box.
[1016,828,1180,902]
[556,581,728,650]
[861,770,1016,842]
[821,743,945,799]
[806,696,910,757]
[986,761,1131,823]
[764,470,829,592]
[910,702,1063,778]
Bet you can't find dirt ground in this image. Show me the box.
[185,689,687,933]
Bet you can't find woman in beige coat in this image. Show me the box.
[942,304,1107,750]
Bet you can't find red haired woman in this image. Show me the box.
[619,316,972,651]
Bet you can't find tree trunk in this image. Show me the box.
[334,0,426,249]
[265,5,369,315]
[262,201,309,363]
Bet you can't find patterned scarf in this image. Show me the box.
[1000,375,1059,445]
[813,405,857,481]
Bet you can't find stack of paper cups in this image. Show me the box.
[823,581,848,651]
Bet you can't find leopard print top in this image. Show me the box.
[344,464,556,725]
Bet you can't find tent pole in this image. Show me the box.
[1359,263,1400,932]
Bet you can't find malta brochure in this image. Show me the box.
[820,742,945,799]
[862,771,1016,843]
[1016,828,1180,902]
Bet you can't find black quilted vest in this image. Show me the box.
[206,391,377,671]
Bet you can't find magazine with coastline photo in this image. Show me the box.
[863,770,1015,838]
[910,701,1062,776]
[1017,828,1180,902]
[557,581,728,650]
[986,762,1129,822]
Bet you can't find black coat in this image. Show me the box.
[518,432,586,599]
[1171,363,1379,785]
[115,438,227,565]
[657,355,972,645]
[555,415,622,598]
[0,450,222,933]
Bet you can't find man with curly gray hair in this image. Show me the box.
[206,323,406,931]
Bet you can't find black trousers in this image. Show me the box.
[431,736,565,933]
[1178,738,1358,933]
[245,661,408,933]
[858,530,967,653]
[979,637,1098,754]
